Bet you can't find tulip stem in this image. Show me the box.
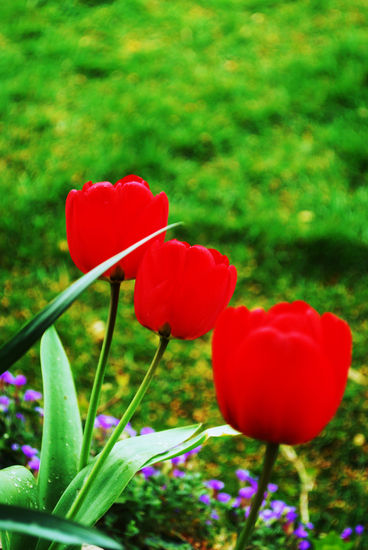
[79,281,121,471]
[235,442,279,550]
[64,335,169,525]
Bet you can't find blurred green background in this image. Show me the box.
[1,0,368,538]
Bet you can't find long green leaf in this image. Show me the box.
[0,466,38,550]
[38,326,83,512]
[0,504,122,549]
[0,222,180,370]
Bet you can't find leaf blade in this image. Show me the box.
[38,326,83,512]
[0,504,122,549]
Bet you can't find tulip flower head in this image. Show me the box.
[134,239,237,340]
[212,301,352,445]
[66,175,169,281]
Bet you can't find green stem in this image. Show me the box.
[79,282,121,471]
[235,442,279,550]
[66,335,169,523]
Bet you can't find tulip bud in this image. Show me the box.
[134,239,237,340]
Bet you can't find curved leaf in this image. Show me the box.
[38,326,83,512]
[0,504,122,549]
[0,222,180,370]
[0,466,38,550]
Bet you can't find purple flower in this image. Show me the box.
[24,389,42,402]
[16,413,25,422]
[11,443,19,451]
[299,541,311,550]
[14,374,27,387]
[140,466,158,479]
[28,457,40,471]
[294,525,308,539]
[124,422,137,437]
[140,427,155,435]
[285,506,298,523]
[305,522,314,530]
[259,509,275,523]
[239,486,256,499]
[267,483,278,493]
[217,492,231,503]
[94,414,119,430]
[341,527,353,540]
[232,497,241,508]
[0,371,15,385]
[21,445,39,458]
[199,494,211,506]
[205,479,224,491]
[172,469,185,478]
[0,395,10,411]
[34,406,44,417]
[236,468,250,482]
[270,500,286,518]
[171,455,185,466]
[355,525,364,535]
[210,511,219,520]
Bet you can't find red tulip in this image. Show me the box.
[134,239,237,340]
[66,175,169,281]
[212,301,352,445]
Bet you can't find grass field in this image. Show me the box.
[1,0,368,541]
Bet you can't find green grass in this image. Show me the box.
[1,0,368,539]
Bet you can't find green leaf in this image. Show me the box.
[143,424,240,467]
[0,222,180,370]
[38,326,83,512]
[0,466,38,550]
[312,533,354,550]
[0,504,122,549]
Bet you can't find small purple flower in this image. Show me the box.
[199,494,211,506]
[172,469,185,478]
[205,479,224,491]
[14,374,27,387]
[210,510,219,520]
[294,525,308,539]
[124,422,137,437]
[0,371,15,385]
[270,500,286,518]
[236,468,250,482]
[16,413,25,422]
[11,443,20,451]
[259,509,275,523]
[232,497,242,508]
[28,457,40,471]
[21,445,39,458]
[34,406,44,417]
[305,522,314,530]
[171,455,185,466]
[267,483,278,493]
[239,486,256,499]
[0,395,10,411]
[140,427,155,435]
[94,414,119,430]
[217,492,231,503]
[299,541,311,550]
[341,527,353,540]
[24,389,42,402]
[355,525,364,535]
[285,506,298,523]
[140,466,158,479]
